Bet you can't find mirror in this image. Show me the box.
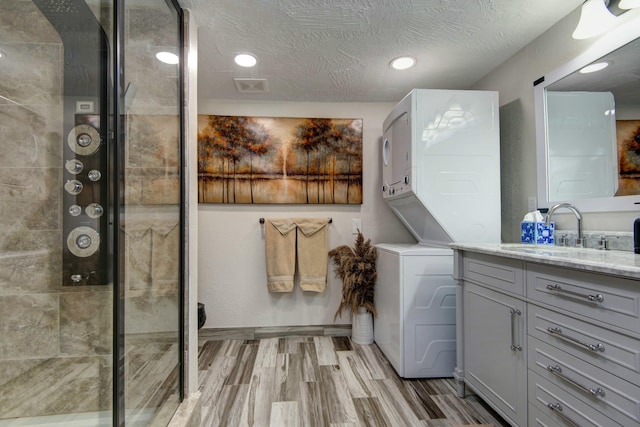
[535,20,640,212]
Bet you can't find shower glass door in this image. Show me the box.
[0,0,183,425]
[116,0,183,425]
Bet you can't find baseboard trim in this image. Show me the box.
[199,324,352,341]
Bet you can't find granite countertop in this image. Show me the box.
[449,243,640,279]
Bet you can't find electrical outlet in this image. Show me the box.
[352,219,362,235]
[528,196,537,211]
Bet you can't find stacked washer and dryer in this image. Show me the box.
[375,89,501,378]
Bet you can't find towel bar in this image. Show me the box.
[259,217,332,224]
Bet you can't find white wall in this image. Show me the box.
[473,7,640,241]
[197,100,415,328]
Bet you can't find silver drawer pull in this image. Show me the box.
[546,284,604,303]
[547,402,581,427]
[546,365,606,397]
[510,307,522,351]
[546,327,605,353]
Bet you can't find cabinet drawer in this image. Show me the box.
[529,371,623,427]
[529,336,640,426]
[528,305,640,386]
[527,263,640,333]
[528,404,562,427]
[462,252,524,295]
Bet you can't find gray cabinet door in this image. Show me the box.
[463,282,527,427]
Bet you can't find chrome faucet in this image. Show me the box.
[545,203,584,247]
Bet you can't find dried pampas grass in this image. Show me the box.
[328,232,377,320]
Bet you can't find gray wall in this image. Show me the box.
[472,7,640,242]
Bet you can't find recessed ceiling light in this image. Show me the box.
[390,56,416,70]
[579,61,611,74]
[156,51,179,65]
[235,53,257,67]
[0,50,6,60]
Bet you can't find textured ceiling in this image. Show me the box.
[178,0,584,102]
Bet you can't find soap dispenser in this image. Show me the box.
[635,202,640,254]
[635,218,640,254]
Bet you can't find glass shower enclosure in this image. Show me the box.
[0,0,183,425]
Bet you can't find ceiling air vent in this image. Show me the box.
[233,78,268,93]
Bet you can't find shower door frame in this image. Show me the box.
[111,0,185,425]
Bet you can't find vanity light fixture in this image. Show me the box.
[234,53,257,67]
[572,0,618,39]
[619,0,640,8]
[156,51,179,64]
[390,56,416,70]
[579,61,611,73]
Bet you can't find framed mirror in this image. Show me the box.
[534,19,640,212]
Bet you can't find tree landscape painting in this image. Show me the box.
[615,119,640,197]
[197,115,363,204]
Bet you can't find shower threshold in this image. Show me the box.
[0,408,158,427]
[0,411,110,427]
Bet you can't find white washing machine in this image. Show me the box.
[376,89,501,378]
[375,243,456,378]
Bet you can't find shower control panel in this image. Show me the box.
[62,114,108,286]
[33,0,111,287]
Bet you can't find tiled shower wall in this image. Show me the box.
[0,1,114,418]
[0,1,181,420]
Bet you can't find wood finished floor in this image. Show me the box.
[197,336,509,427]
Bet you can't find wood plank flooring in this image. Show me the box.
[198,336,509,427]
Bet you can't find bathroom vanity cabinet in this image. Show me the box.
[452,244,640,427]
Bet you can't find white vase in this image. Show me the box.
[351,307,374,345]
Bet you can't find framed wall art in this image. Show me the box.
[197,115,363,204]
[615,119,640,197]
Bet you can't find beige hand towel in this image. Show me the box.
[265,218,297,292]
[294,218,329,292]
